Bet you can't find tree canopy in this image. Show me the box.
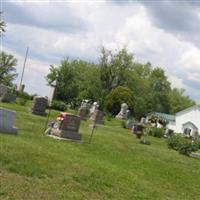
[0,51,18,86]
[46,47,195,118]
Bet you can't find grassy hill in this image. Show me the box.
[0,102,200,200]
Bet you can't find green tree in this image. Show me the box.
[105,86,134,115]
[46,59,102,107]
[126,62,153,117]
[149,67,171,113]
[0,51,18,86]
[168,88,195,114]
[99,47,134,96]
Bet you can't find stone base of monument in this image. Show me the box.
[50,128,81,140]
[115,114,127,120]
[0,127,18,134]
[0,93,16,103]
[30,109,47,116]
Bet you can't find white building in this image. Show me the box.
[168,104,200,136]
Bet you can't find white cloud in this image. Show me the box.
[2,1,200,102]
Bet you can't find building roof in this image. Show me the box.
[176,104,200,116]
[147,112,175,122]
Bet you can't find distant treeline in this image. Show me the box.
[46,47,195,118]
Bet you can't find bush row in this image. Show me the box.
[167,135,199,156]
[148,127,165,138]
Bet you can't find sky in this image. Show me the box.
[1,0,200,103]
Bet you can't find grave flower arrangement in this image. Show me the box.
[53,113,65,128]
[57,113,65,121]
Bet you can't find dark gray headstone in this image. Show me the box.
[31,96,48,116]
[50,113,81,140]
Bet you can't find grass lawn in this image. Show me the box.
[0,102,200,200]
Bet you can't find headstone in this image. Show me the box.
[125,119,135,129]
[140,117,146,124]
[50,113,81,140]
[116,103,128,119]
[0,93,16,102]
[90,110,104,124]
[0,108,18,134]
[31,96,48,116]
[79,99,89,120]
[0,84,16,103]
[89,102,99,116]
[0,84,8,96]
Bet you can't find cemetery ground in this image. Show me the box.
[0,103,200,200]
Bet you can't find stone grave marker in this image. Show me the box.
[0,84,16,103]
[0,108,18,134]
[50,113,81,140]
[79,99,89,120]
[0,84,8,96]
[90,110,104,124]
[31,96,48,116]
[116,103,129,119]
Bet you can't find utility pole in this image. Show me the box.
[19,47,29,91]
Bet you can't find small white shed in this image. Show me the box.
[168,105,200,136]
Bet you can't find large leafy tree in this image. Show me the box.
[0,51,18,86]
[46,59,102,106]
[99,47,134,95]
[149,67,171,113]
[168,88,195,114]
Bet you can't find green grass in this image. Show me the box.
[0,102,200,200]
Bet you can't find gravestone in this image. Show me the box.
[116,103,129,119]
[79,99,89,120]
[126,119,135,129]
[89,102,99,116]
[0,84,16,103]
[90,110,104,124]
[50,113,81,140]
[0,84,8,96]
[0,93,16,102]
[0,108,18,134]
[31,96,48,116]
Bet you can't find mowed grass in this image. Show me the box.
[0,102,200,200]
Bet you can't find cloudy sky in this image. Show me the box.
[1,0,200,103]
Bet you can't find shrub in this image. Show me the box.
[167,135,186,151]
[178,142,199,156]
[151,127,165,138]
[17,91,32,100]
[104,86,134,115]
[17,97,28,106]
[194,140,200,150]
[167,135,199,156]
[105,113,112,121]
[50,100,67,111]
[121,120,126,128]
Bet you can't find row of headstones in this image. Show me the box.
[0,96,130,141]
[79,100,130,121]
[0,96,48,134]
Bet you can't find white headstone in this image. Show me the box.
[116,103,129,119]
